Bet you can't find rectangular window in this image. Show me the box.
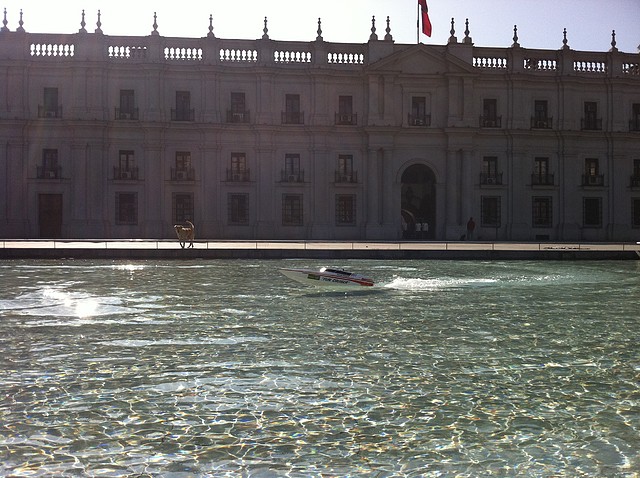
[481,156,501,185]
[39,149,59,178]
[532,196,552,227]
[336,95,356,124]
[283,154,302,181]
[228,193,249,225]
[173,91,193,121]
[176,151,191,170]
[283,94,303,124]
[228,153,248,181]
[115,192,137,225]
[173,193,194,224]
[336,154,355,183]
[118,90,136,119]
[632,103,640,131]
[632,198,640,227]
[336,194,356,225]
[481,99,499,127]
[583,197,602,227]
[282,194,303,226]
[409,96,429,126]
[583,158,603,186]
[43,87,59,117]
[119,150,135,170]
[532,100,551,128]
[532,157,553,185]
[583,101,600,130]
[231,92,246,113]
[481,196,501,227]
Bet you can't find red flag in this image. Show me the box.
[418,0,432,37]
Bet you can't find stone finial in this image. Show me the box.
[511,24,520,48]
[207,14,215,38]
[448,17,457,44]
[562,27,569,50]
[609,30,618,52]
[369,15,378,41]
[384,16,393,42]
[151,12,159,36]
[262,16,269,39]
[463,18,473,44]
[316,17,323,41]
[95,9,103,34]
[16,8,24,32]
[2,8,9,32]
[78,9,87,33]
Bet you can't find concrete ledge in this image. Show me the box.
[1,240,638,260]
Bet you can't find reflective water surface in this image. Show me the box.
[1,259,639,477]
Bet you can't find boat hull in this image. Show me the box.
[279,268,374,289]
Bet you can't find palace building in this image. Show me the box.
[1,11,639,241]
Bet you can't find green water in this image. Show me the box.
[0,259,639,476]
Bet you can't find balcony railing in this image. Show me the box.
[335,113,357,125]
[531,117,553,129]
[226,169,251,182]
[581,118,602,130]
[335,171,358,183]
[226,110,251,123]
[480,172,503,185]
[171,108,195,121]
[281,111,304,124]
[630,175,640,187]
[479,116,502,128]
[408,114,431,127]
[531,173,555,186]
[113,166,139,180]
[37,166,62,179]
[115,108,139,120]
[171,167,195,181]
[38,105,63,118]
[582,174,605,186]
[281,170,305,183]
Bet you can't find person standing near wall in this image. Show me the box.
[466,217,476,240]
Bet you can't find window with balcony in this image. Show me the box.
[481,156,502,185]
[532,157,553,185]
[116,90,138,120]
[583,158,604,186]
[583,197,602,227]
[480,99,501,127]
[336,155,357,183]
[532,196,552,227]
[38,149,60,179]
[39,87,62,118]
[227,153,249,181]
[172,91,194,121]
[282,194,303,226]
[115,192,138,225]
[531,100,552,129]
[336,194,356,225]
[632,159,640,188]
[228,193,249,225]
[172,151,194,181]
[173,193,194,224]
[336,95,356,125]
[408,96,430,126]
[282,154,304,182]
[227,92,250,123]
[114,150,138,180]
[481,196,501,227]
[633,198,640,228]
[282,94,303,124]
[630,103,640,132]
[582,101,602,130]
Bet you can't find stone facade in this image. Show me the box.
[1,16,639,241]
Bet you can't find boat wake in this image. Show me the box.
[383,276,498,291]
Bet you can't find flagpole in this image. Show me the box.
[416,1,420,44]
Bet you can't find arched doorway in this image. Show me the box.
[401,164,436,239]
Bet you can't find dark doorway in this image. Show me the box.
[401,164,436,239]
[39,193,63,238]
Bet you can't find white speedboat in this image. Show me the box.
[279,267,375,289]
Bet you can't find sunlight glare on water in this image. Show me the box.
[0,259,639,477]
